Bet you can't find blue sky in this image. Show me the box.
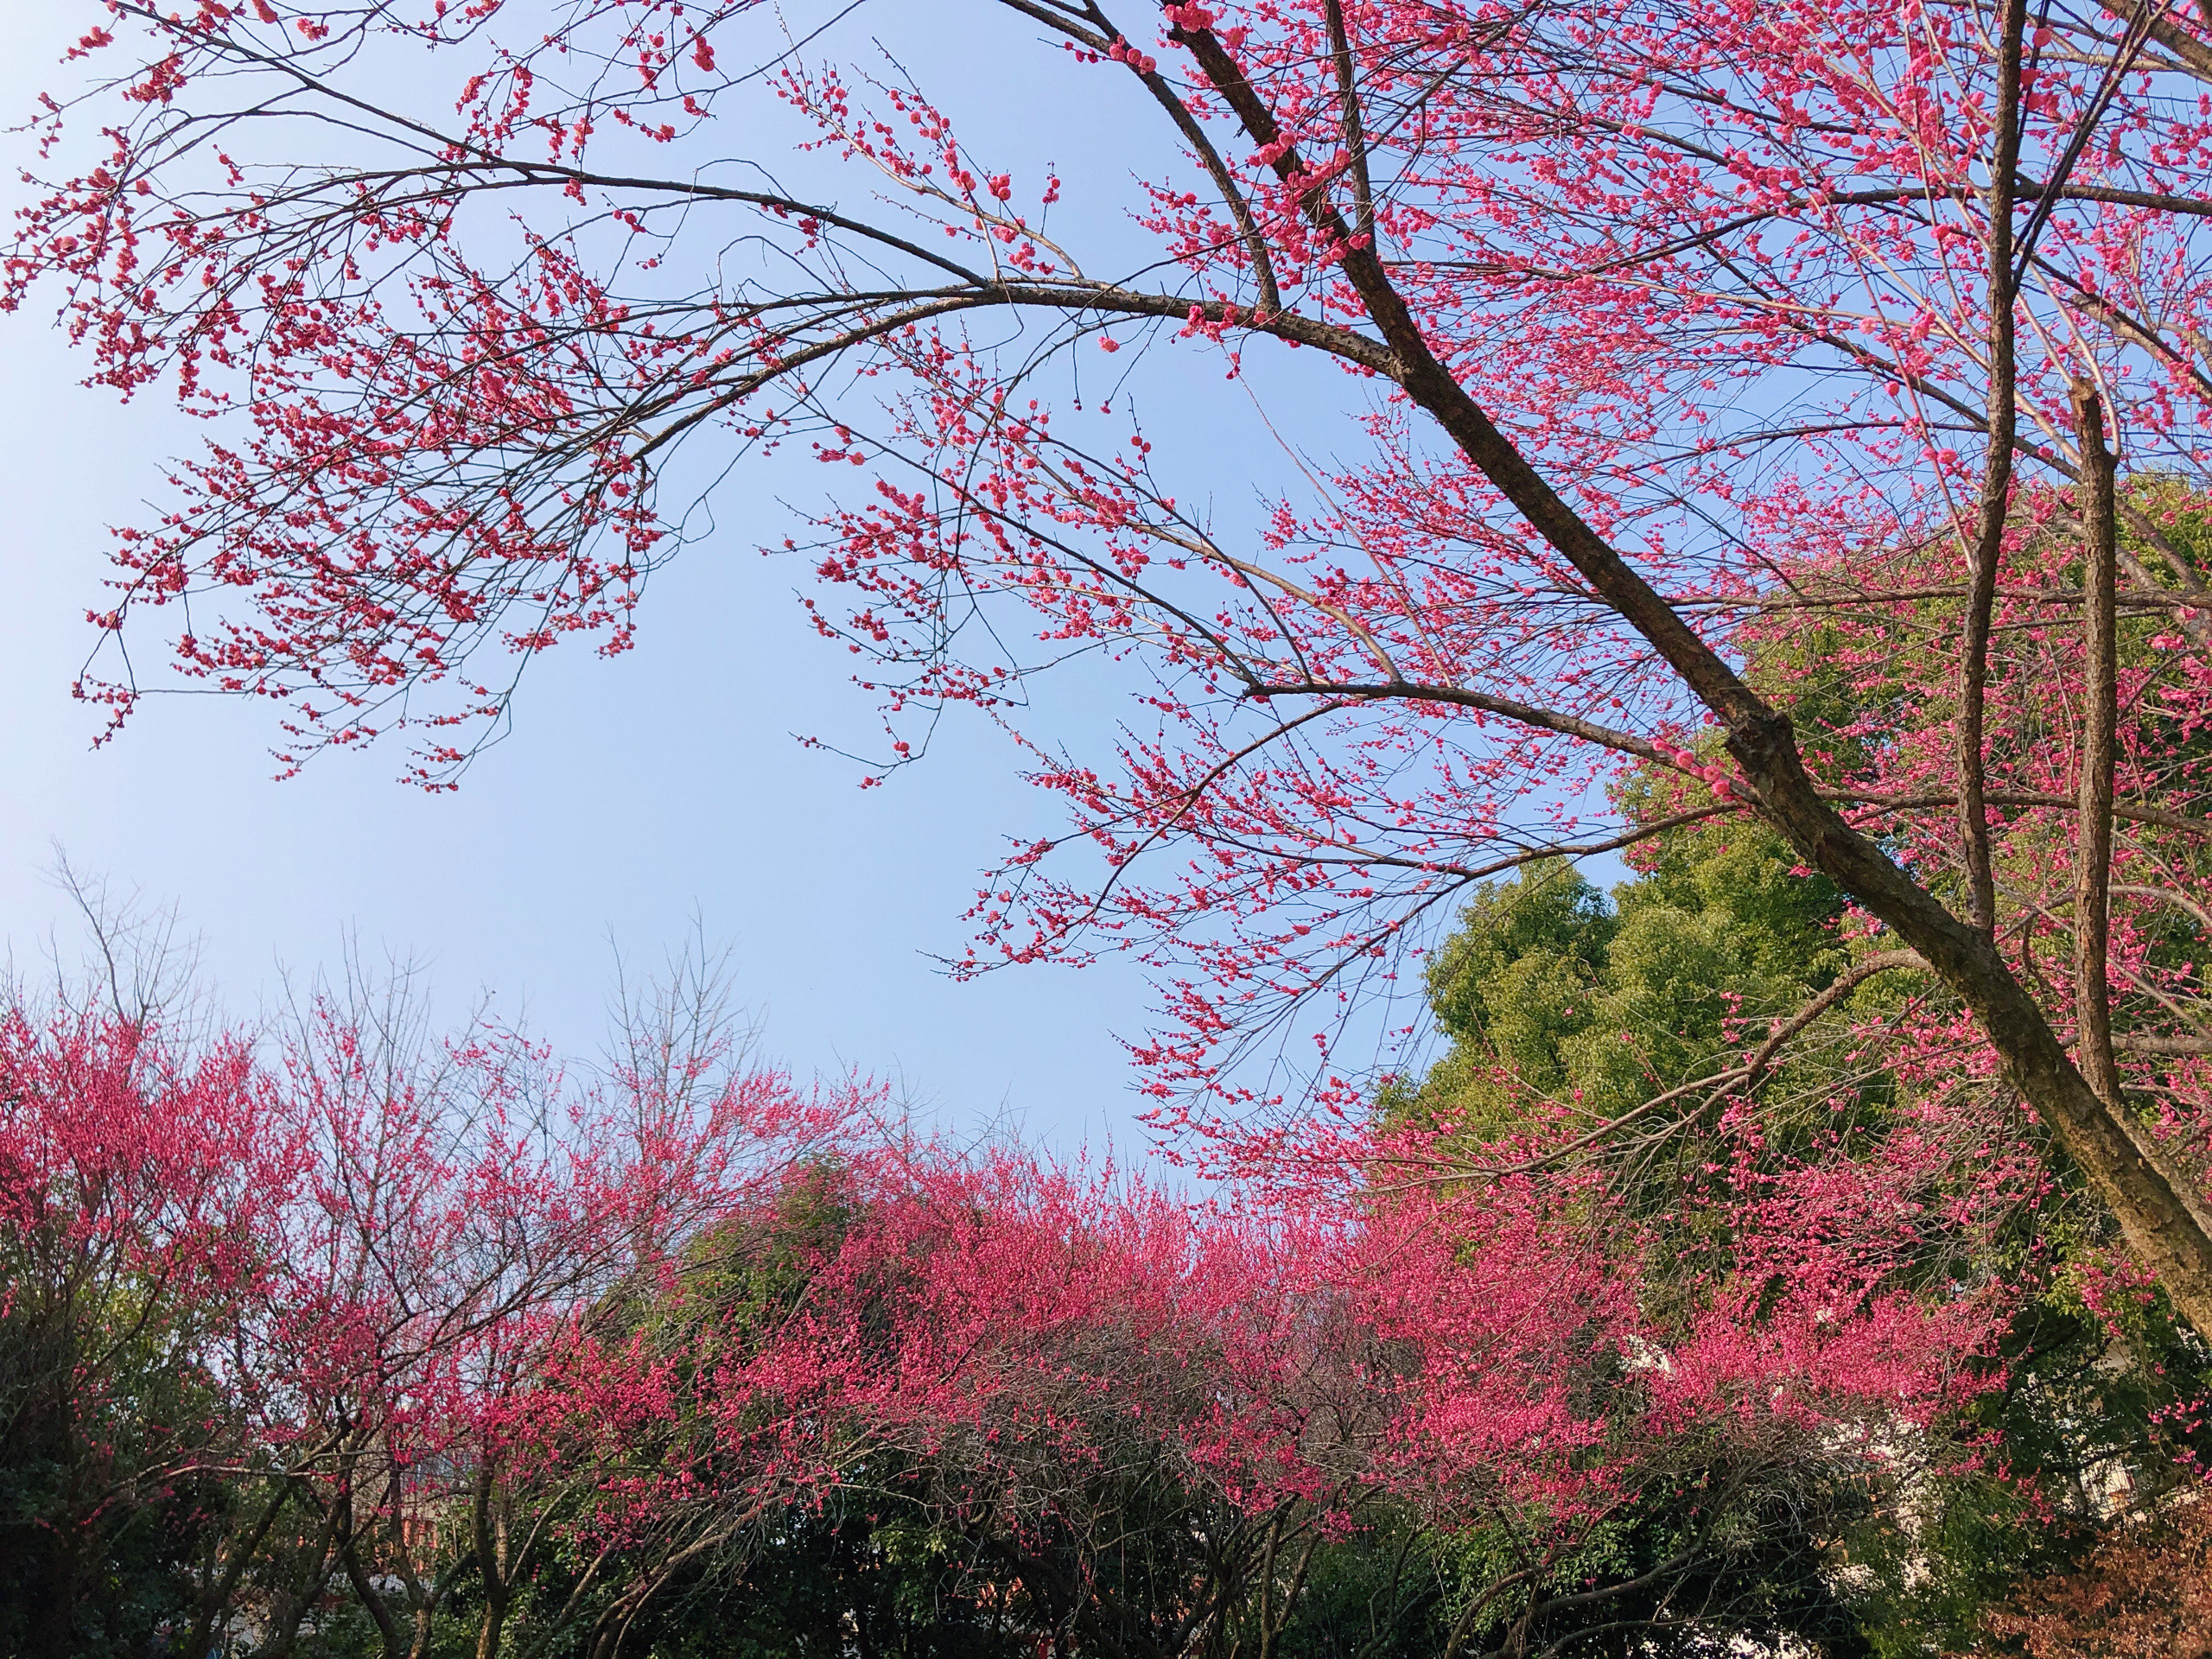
[0,3,1177,1145]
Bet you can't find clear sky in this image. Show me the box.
[0,3,1180,1146]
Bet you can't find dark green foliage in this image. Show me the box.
[534,1484,1037,1659]
[0,1253,237,1659]
[1433,1478,1874,1659]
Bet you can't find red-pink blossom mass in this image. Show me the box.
[15,2,2212,1650]
[0,959,2015,1653]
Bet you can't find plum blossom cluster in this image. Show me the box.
[3,945,2024,1651]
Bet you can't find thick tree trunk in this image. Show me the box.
[2073,380,2123,1108]
[1959,0,2029,937]
[1360,332,2212,1337]
[1400,367,2212,1333]
[473,1464,511,1659]
[1740,718,2212,1338]
[1198,17,2212,1335]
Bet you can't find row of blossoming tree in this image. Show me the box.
[5,926,2028,1658]
[18,900,2205,1657]
[17,0,2212,1649]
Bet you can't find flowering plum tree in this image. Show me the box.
[0,1004,296,1657]
[18,2,2212,1336]
[3,950,1966,1654]
[0,938,872,1659]
[499,1110,1986,1654]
